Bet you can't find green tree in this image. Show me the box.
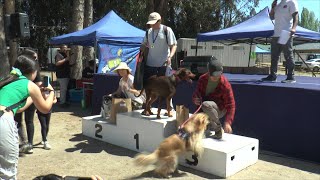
[83,0,94,67]
[0,3,10,78]
[70,0,84,79]
[300,7,320,32]
[221,0,259,28]
[5,0,17,66]
[17,0,71,66]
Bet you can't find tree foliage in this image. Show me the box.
[12,0,261,67]
[300,7,320,32]
[0,3,10,78]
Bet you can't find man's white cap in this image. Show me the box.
[146,12,161,25]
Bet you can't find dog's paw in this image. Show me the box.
[141,111,147,115]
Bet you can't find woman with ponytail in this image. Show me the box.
[0,55,55,179]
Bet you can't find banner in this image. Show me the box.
[97,42,140,75]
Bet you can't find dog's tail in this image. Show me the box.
[134,88,144,98]
[134,150,158,166]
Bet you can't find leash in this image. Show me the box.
[178,104,202,130]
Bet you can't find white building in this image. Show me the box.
[177,38,256,67]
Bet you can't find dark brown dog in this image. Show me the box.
[137,68,195,119]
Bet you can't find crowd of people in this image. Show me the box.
[0,0,299,178]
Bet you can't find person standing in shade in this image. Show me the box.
[192,57,235,139]
[261,0,299,83]
[55,44,71,107]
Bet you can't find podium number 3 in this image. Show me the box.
[95,124,103,138]
[134,133,139,149]
[186,154,199,166]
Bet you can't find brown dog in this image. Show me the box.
[134,113,209,178]
[137,68,195,119]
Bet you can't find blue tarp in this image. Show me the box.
[197,7,320,44]
[255,46,270,54]
[97,42,140,75]
[49,10,145,46]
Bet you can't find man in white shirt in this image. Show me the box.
[261,0,298,83]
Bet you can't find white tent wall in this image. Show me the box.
[177,38,256,67]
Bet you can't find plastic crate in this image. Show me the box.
[69,88,83,102]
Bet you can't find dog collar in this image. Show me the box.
[178,128,190,140]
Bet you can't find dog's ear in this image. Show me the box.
[194,113,209,131]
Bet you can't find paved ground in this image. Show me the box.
[17,104,320,180]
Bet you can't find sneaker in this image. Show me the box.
[40,141,45,145]
[261,75,277,82]
[43,141,51,150]
[20,143,33,154]
[281,76,296,83]
[212,128,224,140]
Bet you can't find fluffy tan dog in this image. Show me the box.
[134,113,209,178]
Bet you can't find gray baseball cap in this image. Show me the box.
[207,56,223,76]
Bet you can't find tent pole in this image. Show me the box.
[248,39,253,67]
[93,39,98,73]
[50,45,54,84]
[195,40,199,56]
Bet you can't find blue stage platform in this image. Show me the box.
[92,73,320,163]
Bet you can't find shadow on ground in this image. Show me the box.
[125,166,221,179]
[259,150,320,175]
[65,133,136,157]
[52,103,93,118]
[65,133,221,179]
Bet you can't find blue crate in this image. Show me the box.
[69,88,83,102]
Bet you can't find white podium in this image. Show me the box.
[82,109,259,177]
[82,109,177,152]
[180,133,259,178]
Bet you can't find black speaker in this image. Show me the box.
[10,13,30,39]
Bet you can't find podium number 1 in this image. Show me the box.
[134,133,139,149]
[95,124,103,138]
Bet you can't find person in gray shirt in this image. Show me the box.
[142,12,177,81]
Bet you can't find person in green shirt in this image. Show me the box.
[0,55,55,180]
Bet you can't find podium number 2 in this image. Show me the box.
[95,124,103,138]
[134,133,139,150]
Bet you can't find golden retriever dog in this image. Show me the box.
[134,113,209,178]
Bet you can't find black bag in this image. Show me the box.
[133,48,148,90]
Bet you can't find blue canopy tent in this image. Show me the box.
[196,7,320,67]
[197,7,320,45]
[49,10,145,74]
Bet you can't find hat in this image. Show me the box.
[114,62,131,72]
[146,12,161,25]
[207,57,223,76]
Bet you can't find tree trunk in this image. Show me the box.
[5,0,17,67]
[82,0,94,70]
[70,0,84,79]
[146,0,168,24]
[0,4,10,78]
